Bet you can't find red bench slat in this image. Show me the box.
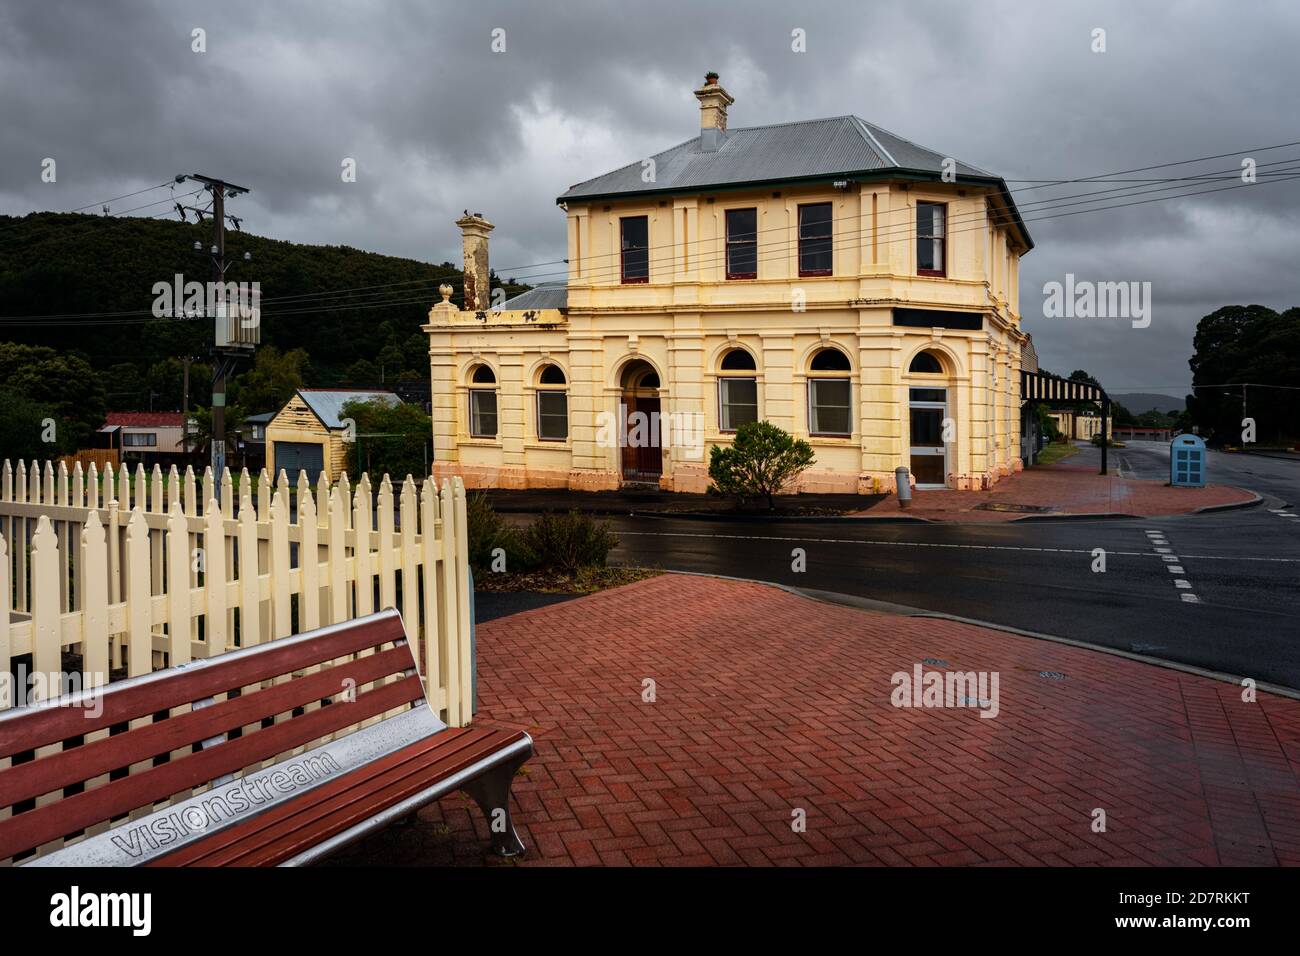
[0,675,424,861]
[0,614,407,759]
[0,645,414,809]
[157,733,527,868]
[153,727,527,866]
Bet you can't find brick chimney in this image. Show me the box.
[456,212,494,312]
[694,72,734,150]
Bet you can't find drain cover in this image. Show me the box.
[1038,671,1067,681]
[973,502,1053,513]
[922,657,948,667]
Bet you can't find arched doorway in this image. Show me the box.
[905,349,952,489]
[619,359,662,482]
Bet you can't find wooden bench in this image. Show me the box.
[0,609,532,866]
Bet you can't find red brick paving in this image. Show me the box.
[857,464,1254,521]
[325,575,1300,867]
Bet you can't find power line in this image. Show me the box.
[255,152,1300,303]
[4,148,1298,325]
[0,187,207,254]
[214,153,1300,315]
[1,159,1293,326]
[0,180,173,229]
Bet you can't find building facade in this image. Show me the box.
[426,75,1033,493]
[98,412,191,466]
[266,388,399,483]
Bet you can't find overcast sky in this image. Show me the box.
[3,0,1297,399]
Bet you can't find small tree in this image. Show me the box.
[340,398,431,479]
[708,420,815,510]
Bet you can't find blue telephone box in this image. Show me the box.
[1170,434,1206,487]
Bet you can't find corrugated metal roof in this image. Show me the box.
[104,412,187,427]
[558,116,999,199]
[557,114,1029,248]
[1020,334,1039,374]
[297,389,399,429]
[500,281,568,311]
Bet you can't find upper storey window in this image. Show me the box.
[917,202,946,277]
[798,203,833,277]
[725,208,758,279]
[621,216,649,283]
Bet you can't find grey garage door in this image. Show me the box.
[275,442,325,482]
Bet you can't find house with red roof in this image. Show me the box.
[98,412,192,465]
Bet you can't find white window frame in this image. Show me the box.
[469,388,498,438]
[717,376,759,433]
[535,388,568,442]
[807,377,852,437]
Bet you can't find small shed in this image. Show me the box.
[266,389,400,483]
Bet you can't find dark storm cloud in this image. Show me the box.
[2,0,1296,396]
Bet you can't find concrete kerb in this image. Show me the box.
[655,570,1300,703]
[487,487,1260,525]
[1192,490,1263,515]
[628,510,933,524]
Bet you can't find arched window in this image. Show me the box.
[807,348,851,436]
[718,348,758,431]
[720,348,756,371]
[810,348,851,371]
[536,363,568,441]
[909,351,943,374]
[468,364,498,437]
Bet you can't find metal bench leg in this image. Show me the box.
[461,754,527,858]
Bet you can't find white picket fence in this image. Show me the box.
[0,459,474,728]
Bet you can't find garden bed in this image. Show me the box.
[474,566,660,594]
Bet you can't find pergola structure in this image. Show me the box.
[1021,371,1112,476]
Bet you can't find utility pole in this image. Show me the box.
[175,174,254,478]
[209,180,228,474]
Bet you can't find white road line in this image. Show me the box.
[612,531,1300,564]
[614,530,1144,555]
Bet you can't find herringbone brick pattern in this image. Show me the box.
[326,575,1300,866]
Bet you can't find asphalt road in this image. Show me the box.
[596,446,1300,689]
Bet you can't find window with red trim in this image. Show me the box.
[620,216,649,283]
[917,202,946,276]
[725,208,757,279]
[798,203,833,277]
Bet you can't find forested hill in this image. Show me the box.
[0,211,530,402]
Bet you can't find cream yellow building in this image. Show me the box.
[425,74,1034,493]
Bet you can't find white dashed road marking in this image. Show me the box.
[614,530,1300,563]
[1145,528,1200,604]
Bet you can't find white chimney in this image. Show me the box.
[456,212,494,312]
[694,72,734,151]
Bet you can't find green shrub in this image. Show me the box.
[465,493,532,574]
[520,511,618,576]
[708,420,815,509]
